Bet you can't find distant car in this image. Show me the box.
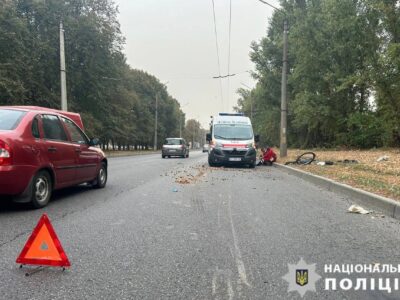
[202,144,209,153]
[0,106,107,208]
[162,138,189,158]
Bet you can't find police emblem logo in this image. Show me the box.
[296,269,308,286]
[282,258,321,297]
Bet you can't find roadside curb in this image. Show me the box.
[275,163,400,220]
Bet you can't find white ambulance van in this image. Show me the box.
[206,113,259,168]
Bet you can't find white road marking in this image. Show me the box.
[228,195,251,287]
[212,270,218,297]
[211,268,235,300]
[226,274,234,300]
[217,194,222,227]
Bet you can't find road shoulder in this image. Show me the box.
[275,163,400,220]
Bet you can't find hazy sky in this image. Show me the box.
[114,0,275,127]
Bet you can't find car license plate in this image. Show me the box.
[169,149,176,152]
[229,157,241,161]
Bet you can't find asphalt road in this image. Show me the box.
[1,151,400,299]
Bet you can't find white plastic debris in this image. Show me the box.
[348,205,371,215]
[317,161,326,166]
[377,155,389,162]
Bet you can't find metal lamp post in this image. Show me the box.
[154,82,169,150]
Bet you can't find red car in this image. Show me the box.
[0,106,107,208]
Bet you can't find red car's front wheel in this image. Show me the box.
[93,162,107,189]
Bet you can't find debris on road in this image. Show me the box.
[285,152,316,165]
[172,188,179,192]
[316,161,334,166]
[371,214,385,219]
[377,155,389,162]
[347,205,371,215]
[283,149,400,201]
[286,153,359,167]
[337,159,358,164]
[173,164,208,185]
[176,177,191,184]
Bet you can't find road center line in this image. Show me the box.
[227,195,251,287]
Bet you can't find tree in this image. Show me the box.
[184,119,205,148]
[0,0,186,150]
[240,0,394,149]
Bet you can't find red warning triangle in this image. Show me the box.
[16,214,70,267]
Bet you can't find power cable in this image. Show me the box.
[213,73,236,79]
[211,0,224,110]
[227,0,232,111]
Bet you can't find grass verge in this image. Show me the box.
[104,150,159,158]
[279,148,400,201]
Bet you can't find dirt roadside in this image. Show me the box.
[278,149,400,201]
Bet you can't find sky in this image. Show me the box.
[114,0,276,128]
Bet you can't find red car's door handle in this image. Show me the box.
[75,148,82,153]
[48,147,57,152]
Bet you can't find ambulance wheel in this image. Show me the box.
[208,157,216,167]
[162,155,166,158]
[31,170,52,209]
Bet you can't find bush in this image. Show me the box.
[343,112,384,148]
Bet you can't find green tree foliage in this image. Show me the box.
[0,0,184,149]
[237,0,400,148]
[184,119,205,148]
[369,0,400,146]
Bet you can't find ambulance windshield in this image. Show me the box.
[213,124,253,140]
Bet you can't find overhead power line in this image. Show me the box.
[211,0,224,109]
[213,73,236,79]
[212,70,250,79]
[227,0,232,111]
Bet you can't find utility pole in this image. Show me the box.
[280,19,288,157]
[154,93,158,150]
[59,21,67,111]
[256,0,288,157]
[153,82,169,149]
[179,113,183,138]
[250,98,253,121]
